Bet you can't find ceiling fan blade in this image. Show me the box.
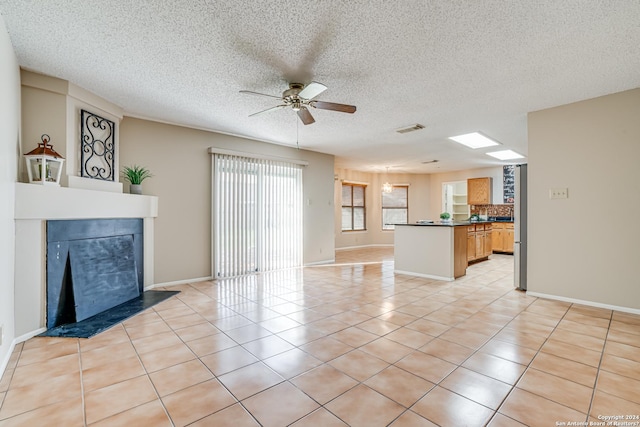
[249,105,287,117]
[239,90,282,100]
[298,81,327,100]
[297,107,315,125]
[311,100,357,114]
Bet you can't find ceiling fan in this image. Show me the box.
[240,82,356,125]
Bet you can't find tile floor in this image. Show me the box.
[1,247,640,426]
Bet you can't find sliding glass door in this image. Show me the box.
[213,154,303,277]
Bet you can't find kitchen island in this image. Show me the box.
[394,221,492,281]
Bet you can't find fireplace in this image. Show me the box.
[46,218,144,329]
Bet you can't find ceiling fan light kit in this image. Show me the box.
[240,81,356,125]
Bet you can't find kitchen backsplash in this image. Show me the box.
[470,204,514,217]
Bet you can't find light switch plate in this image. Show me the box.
[549,188,568,199]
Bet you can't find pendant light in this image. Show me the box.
[382,167,393,193]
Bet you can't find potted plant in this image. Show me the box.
[440,212,451,222]
[122,165,152,194]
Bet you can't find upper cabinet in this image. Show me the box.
[467,177,492,205]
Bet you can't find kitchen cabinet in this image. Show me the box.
[467,223,492,263]
[492,222,514,253]
[467,177,492,205]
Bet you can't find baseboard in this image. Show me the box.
[0,340,16,381]
[393,269,454,282]
[304,259,335,266]
[16,328,47,343]
[145,276,214,290]
[336,244,394,251]
[526,291,640,315]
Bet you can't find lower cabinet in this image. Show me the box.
[467,223,492,263]
[492,222,514,253]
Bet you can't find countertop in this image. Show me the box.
[397,218,513,227]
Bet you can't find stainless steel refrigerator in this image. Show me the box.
[514,164,527,291]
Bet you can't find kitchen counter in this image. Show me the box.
[394,224,468,281]
[407,220,494,227]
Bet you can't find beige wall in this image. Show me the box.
[528,88,640,311]
[119,117,335,283]
[334,168,431,248]
[0,16,21,371]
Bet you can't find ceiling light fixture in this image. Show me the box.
[449,132,500,149]
[396,124,425,134]
[382,167,393,193]
[486,150,525,160]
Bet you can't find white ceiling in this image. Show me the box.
[1,1,639,173]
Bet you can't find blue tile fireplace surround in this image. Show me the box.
[42,218,177,338]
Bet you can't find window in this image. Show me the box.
[341,183,366,231]
[382,185,408,230]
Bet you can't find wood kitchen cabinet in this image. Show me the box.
[467,177,492,205]
[492,222,514,253]
[467,223,492,263]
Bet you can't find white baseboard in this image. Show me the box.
[16,328,47,343]
[304,259,336,266]
[145,276,214,290]
[336,244,394,251]
[393,269,454,282]
[1,328,47,379]
[526,291,640,315]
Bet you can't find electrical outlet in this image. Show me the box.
[549,188,568,199]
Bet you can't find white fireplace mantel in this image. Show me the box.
[14,183,158,339]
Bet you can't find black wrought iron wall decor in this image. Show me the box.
[80,109,115,181]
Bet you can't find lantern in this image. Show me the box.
[24,134,65,186]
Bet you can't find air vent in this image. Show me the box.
[396,124,425,134]
[422,160,439,164]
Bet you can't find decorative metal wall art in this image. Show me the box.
[503,165,515,203]
[80,109,115,181]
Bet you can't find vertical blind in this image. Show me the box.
[213,154,303,278]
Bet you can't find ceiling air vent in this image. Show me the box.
[396,124,425,134]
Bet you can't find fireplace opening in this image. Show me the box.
[42,218,178,338]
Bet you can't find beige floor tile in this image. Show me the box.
[224,324,272,344]
[258,315,301,333]
[357,318,402,336]
[131,331,183,354]
[540,338,603,367]
[549,328,605,351]
[395,351,457,384]
[530,352,598,387]
[241,334,295,359]
[16,340,79,367]
[0,371,81,420]
[499,388,587,427]
[600,352,640,380]
[211,314,255,330]
[164,313,208,330]
[84,375,157,424]
[438,327,493,350]
[162,379,237,427]
[80,340,138,370]
[440,367,512,409]
[263,348,322,379]
[329,349,390,382]
[124,319,173,340]
[199,345,259,376]
[360,337,414,363]
[364,365,435,407]
[389,410,438,426]
[384,327,434,349]
[412,386,494,427]
[89,399,171,427]
[325,384,405,427]
[605,340,640,363]
[79,326,132,352]
[462,352,526,385]
[405,318,452,337]
[589,389,640,420]
[149,359,214,396]
[418,338,475,364]
[173,321,219,342]
[9,352,79,389]
[517,368,593,413]
[300,337,354,362]
[330,326,379,347]
[596,370,640,404]
[0,369,13,393]
[217,362,284,400]
[0,396,83,427]
[185,332,237,357]
[138,342,196,373]
[486,413,528,426]
[479,338,537,365]
[277,325,326,346]
[82,355,146,392]
[290,364,359,404]
[608,328,640,348]
[290,407,349,426]
[188,403,260,427]
[379,310,420,326]
[242,382,319,427]
[493,328,547,350]
[557,318,609,339]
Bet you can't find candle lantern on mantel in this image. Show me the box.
[24,134,65,186]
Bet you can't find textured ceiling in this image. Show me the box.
[2,1,640,173]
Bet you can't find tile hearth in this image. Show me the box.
[1,247,639,426]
